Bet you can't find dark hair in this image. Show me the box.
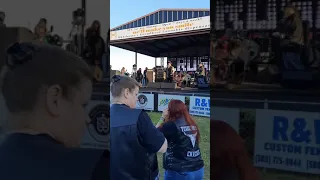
[39,18,47,24]
[110,75,140,98]
[0,42,93,113]
[91,20,101,36]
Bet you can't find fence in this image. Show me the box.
[135,91,210,117]
[212,97,320,180]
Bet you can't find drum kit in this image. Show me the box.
[214,30,261,84]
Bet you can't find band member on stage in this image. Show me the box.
[84,20,105,71]
[175,71,184,87]
[110,75,167,180]
[156,100,204,180]
[34,18,48,42]
[276,4,304,45]
[198,63,206,76]
[211,120,259,180]
[120,67,126,76]
[0,10,6,27]
[142,67,149,86]
[166,61,175,83]
[272,3,304,71]
[136,68,143,83]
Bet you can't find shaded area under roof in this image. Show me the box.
[110,29,210,57]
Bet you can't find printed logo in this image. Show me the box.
[137,94,148,108]
[87,104,109,143]
[180,125,197,148]
[180,125,200,157]
[159,98,173,107]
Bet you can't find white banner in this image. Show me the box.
[254,109,320,174]
[110,16,210,40]
[81,100,109,150]
[189,96,210,117]
[211,107,240,132]
[158,94,185,112]
[136,93,154,111]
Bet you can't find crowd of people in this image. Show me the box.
[118,61,210,88]
[110,75,205,179]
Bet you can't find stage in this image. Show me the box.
[212,82,320,112]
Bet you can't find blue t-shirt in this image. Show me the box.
[0,133,108,180]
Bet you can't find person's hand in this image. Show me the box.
[162,109,169,119]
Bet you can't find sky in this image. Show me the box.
[110,0,210,72]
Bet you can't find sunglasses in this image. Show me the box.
[5,42,40,69]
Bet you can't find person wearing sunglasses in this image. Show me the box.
[110,75,167,180]
[0,42,108,180]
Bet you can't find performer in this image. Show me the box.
[84,20,105,70]
[34,18,48,43]
[120,67,126,76]
[165,61,175,83]
[0,10,6,27]
[198,63,206,76]
[272,3,305,71]
[196,63,208,85]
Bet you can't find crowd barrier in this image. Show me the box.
[111,91,210,118]
[135,91,210,118]
[212,106,320,178]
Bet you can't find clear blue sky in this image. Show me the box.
[110,0,210,72]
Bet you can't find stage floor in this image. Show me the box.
[140,87,210,96]
[212,82,320,112]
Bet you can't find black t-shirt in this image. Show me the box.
[137,111,165,178]
[0,133,108,180]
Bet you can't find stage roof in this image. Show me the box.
[110,8,210,57]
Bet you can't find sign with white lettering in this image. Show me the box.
[169,56,210,72]
[110,16,210,40]
[254,109,320,174]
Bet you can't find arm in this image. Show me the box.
[137,111,167,153]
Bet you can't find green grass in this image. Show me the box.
[148,112,210,180]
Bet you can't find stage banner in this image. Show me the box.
[189,96,210,117]
[136,93,154,111]
[211,107,240,132]
[158,94,185,112]
[254,109,320,174]
[110,16,210,40]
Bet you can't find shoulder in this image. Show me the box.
[162,121,176,130]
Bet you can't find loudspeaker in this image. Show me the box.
[0,27,37,68]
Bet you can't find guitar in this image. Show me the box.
[92,65,103,82]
